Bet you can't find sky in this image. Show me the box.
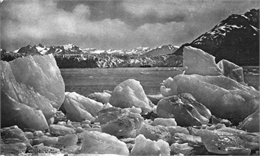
[1,0,259,51]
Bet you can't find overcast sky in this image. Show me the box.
[1,0,259,51]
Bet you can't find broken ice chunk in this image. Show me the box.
[96,107,144,138]
[109,79,153,114]
[49,124,75,136]
[88,91,111,104]
[147,94,164,105]
[95,107,122,125]
[62,92,103,122]
[80,131,129,155]
[160,74,259,124]
[173,133,202,145]
[57,134,78,148]
[183,46,222,76]
[131,134,170,156]
[0,142,27,155]
[192,127,259,155]
[30,143,61,154]
[217,59,244,83]
[183,46,244,82]
[33,135,58,147]
[1,54,65,130]
[137,123,189,144]
[0,125,29,145]
[238,108,259,132]
[171,143,193,155]
[101,115,136,138]
[1,92,49,130]
[152,118,177,127]
[6,54,65,109]
[157,94,211,126]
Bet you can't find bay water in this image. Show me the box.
[61,67,259,97]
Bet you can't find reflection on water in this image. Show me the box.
[61,67,259,97]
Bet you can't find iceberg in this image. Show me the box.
[183,46,244,82]
[62,92,103,122]
[1,54,65,130]
[109,79,153,114]
[157,93,211,126]
[96,107,144,138]
[160,74,259,124]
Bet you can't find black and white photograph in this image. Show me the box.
[0,0,259,155]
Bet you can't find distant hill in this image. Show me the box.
[174,9,259,66]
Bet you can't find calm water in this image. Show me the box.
[61,67,259,97]
[61,67,183,97]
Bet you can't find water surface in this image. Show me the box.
[61,67,183,97]
[61,67,259,97]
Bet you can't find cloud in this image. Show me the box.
[1,0,259,51]
[1,0,131,50]
[121,0,260,45]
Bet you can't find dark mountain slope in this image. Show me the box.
[174,9,259,66]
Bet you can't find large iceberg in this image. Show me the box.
[183,46,244,82]
[1,54,65,130]
[160,74,259,123]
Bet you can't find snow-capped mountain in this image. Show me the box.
[17,45,41,55]
[144,44,179,56]
[2,44,182,68]
[190,9,259,66]
[36,44,49,55]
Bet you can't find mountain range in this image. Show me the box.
[1,44,182,68]
[1,9,259,67]
[7,44,177,57]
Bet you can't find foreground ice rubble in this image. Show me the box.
[191,126,260,155]
[131,134,171,156]
[1,54,65,130]
[80,131,129,155]
[137,122,189,144]
[160,74,259,124]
